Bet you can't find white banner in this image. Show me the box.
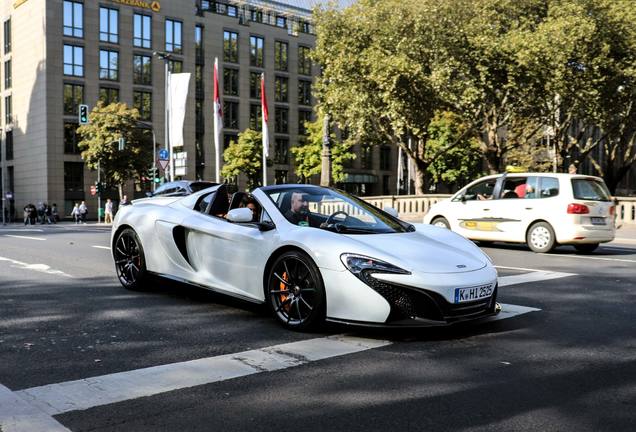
[168,73,191,150]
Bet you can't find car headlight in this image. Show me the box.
[340,253,410,282]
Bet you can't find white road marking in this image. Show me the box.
[497,268,576,287]
[0,385,71,432]
[484,303,541,322]
[4,235,45,241]
[91,245,110,250]
[15,335,391,416]
[553,254,636,264]
[0,256,73,278]
[0,229,44,233]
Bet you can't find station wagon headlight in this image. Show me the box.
[340,254,410,281]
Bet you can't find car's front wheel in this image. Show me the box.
[266,251,326,331]
[113,227,150,290]
[526,222,556,253]
[431,217,450,229]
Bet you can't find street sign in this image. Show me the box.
[90,185,97,196]
[158,159,169,171]
[159,149,169,160]
[79,104,89,125]
[174,152,187,176]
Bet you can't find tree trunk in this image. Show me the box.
[480,122,502,174]
[413,158,428,195]
[118,184,123,201]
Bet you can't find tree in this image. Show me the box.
[290,112,355,183]
[77,102,152,199]
[221,129,262,189]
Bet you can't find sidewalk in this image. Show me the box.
[614,223,636,243]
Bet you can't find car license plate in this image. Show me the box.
[591,217,605,225]
[455,284,494,303]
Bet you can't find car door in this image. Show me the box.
[486,175,534,242]
[452,176,503,240]
[181,206,279,303]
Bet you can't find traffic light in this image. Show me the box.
[95,181,103,194]
[79,104,89,125]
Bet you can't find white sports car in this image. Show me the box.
[111,184,500,330]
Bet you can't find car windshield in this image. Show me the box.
[263,186,412,234]
[571,179,611,201]
[189,181,216,192]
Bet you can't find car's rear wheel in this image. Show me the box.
[113,228,150,290]
[431,217,450,229]
[267,251,325,331]
[574,243,599,253]
[526,222,556,253]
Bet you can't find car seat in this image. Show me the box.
[207,184,229,216]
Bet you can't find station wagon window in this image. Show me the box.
[501,177,528,199]
[571,178,610,201]
[460,179,497,201]
[538,177,559,198]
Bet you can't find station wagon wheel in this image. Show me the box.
[114,228,150,290]
[431,217,450,229]
[574,243,599,253]
[526,222,556,253]
[267,251,325,331]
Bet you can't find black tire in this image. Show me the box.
[113,227,150,290]
[266,251,326,331]
[574,243,599,253]
[526,222,557,253]
[431,217,450,229]
[478,240,495,247]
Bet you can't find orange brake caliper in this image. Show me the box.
[280,272,290,311]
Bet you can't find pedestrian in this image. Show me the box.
[79,201,88,224]
[71,202,80,224]
[51,203,59,223]
[23,204,32,225]
[104,199,113,224]
[568,164,577,174]
[43,203,53,224]
[37,202,44,224]
[120,195,129,206]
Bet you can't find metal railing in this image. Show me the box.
[361,194,636,225]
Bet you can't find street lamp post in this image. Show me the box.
[320,112,332,187]
[1,128,5,225]
[153,51,172,181]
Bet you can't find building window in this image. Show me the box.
[249,104,262,131]
[276,16,287,29]
[361,146,373,169]
[224,101,239,129]
[5,95,12,124]
[223,68,239,96]
[195,132,205,180]
[224,133,237,150]
[133,54,151,85]
[274,138,289,164]
[63,1,83,38]
[382,175,390,195]
[195,65,204,98]
[250,36,264,67]
[195,25,204,63]
[250,72,262,99]
[275,108,288,134]
[168,60,183,73]
[64,122,81,154]
[64,162,84,194]
[63,83,84,115]
[99,87,119,105]
[298,110,311,136]
[195,99,204,133]
[99,7,118,43]
[133,14,152,48]
[5,130,13,160]
[250,9,263,23]
[99,50,119,81]
[298,80,311,106]
[223,31,238,63]
[4,60,11,90]
[275,76,288,103]
[63,45,83,77]
[298,45,311,75]
[165,19,182,54]
[274,41,288,71]
[133,91,152,121]
[3,19,11,54]
[380,146,391,170]
[275,170,288,184]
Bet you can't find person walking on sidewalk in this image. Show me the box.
[51,203,59,223]
[79,201,88,224]
[71,203,81,224]
[104,199,113,224]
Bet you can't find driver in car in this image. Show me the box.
[285,192,310,226]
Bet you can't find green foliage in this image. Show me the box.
[77,102,152,197]
[221,129,262,189]
[290,112,355,183]
[425,112,482,185]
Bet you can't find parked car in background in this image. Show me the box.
[151,181,217,197]
[423,173,615,253]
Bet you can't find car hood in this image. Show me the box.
[344,228,488,274]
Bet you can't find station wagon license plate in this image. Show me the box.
[591,217,605,225]
[455,284,494,303]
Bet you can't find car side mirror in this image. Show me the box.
[383,206,399,218]
[258,221,276,232]
[460,195,466,202]
[145,192,153,198]
[227,208,253,223]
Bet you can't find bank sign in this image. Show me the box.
[110,0,161,12]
